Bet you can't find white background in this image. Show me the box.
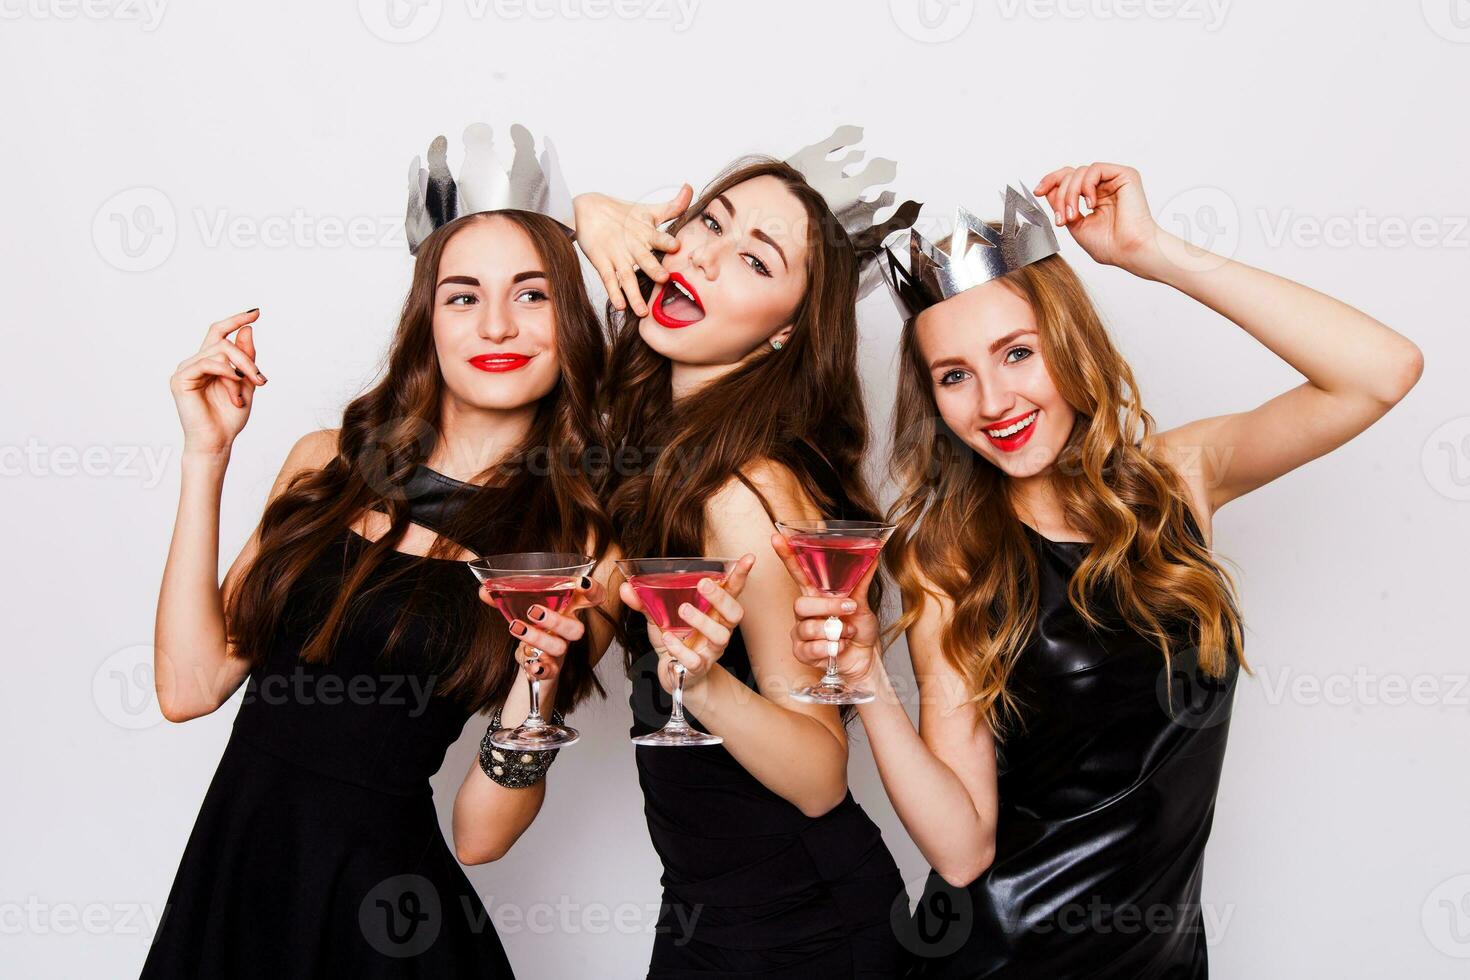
[2,1,1468,977]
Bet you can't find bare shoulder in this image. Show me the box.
[270,428,340,498]
[707,458,817,528]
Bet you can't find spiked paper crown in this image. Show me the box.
[783,125,921,298]
[404,122,574,255]
[880,183,1061,319]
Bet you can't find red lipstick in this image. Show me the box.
[651,272,706,329]
[983,409,1039,453]
[468,352,533,373]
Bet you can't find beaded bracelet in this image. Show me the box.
[478,707,564,789]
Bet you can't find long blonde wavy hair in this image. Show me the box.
[885,252,1247,736]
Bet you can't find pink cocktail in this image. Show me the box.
[616,557,738,747]
[776,520,897,705]
[468,552,596,751]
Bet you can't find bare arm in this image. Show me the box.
[673,470,851,818]
[1036,163,1425,513]
[777,538,999,885]
[452,549,615,864]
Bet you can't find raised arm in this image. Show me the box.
[776,538,999,886]
[1035,163,1425,513]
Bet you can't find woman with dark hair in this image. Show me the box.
[142,126,610,977]
[568,134,919,978]
[778,163,1424,977]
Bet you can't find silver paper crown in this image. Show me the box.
[880,183,1061,319]
[404,122,574,255]
[783,125,921,298]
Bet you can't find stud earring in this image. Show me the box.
[771,339,784,351]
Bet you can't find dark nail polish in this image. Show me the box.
[580,576,592,590]
[244,308,258,314]
[234,368,244,378]
[510,620,527,637]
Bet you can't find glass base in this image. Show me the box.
[632,723,723,747]
[490,723,580,751]
[790,680,875,705]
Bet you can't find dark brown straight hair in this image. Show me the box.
[225,210,612,714]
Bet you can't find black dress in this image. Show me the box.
[906,512,1239,979]
[630,630,910,979]
[141,467,515,978]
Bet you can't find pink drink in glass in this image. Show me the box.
[486,574,579,624]
[785,534,882,597]
[627,572,727,637]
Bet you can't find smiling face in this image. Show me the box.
[639,174,811,366]
[914,278,1077,480]
[431,215,561,411]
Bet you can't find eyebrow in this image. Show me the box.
[437,271,547,289]
[928,330,1036,371]
[716,193,789,271]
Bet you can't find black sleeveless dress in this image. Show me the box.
[141,467,515,978]
[630,633,910,979]
[906,512,1239,979]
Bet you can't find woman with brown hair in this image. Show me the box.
[569,134,919,977]
[143,126,610,977]
[778,163,1424,977]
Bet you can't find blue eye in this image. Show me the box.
[1005,347,1033,364]
[743,254,771,277]
[939,369,969,386]
[700,211,722,235]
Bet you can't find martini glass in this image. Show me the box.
[616,557,738,747]
[776,519,897,705]
[467,552,596,751]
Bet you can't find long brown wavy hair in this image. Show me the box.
[606,158,906,671]
[887,251,1247,736]
[226,210,611,714]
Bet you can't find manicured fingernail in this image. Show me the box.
[698,579,713,594]
[510,620,528,637]
[234,368,244,378]
[255,373,267,384]
[580,576,592,590]
[841,600,857,613]
[528,605,546,621]
[1067,206,1075,220]
[244,307,258,314]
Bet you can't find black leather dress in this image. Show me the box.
[906,511,1239,979]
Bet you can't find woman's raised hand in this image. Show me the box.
[479,576,606,685]
[620,554,756,694]
[169,309,266,455]
[572,185,692,317]
[771,533,884,687]
[1034,162,1161,272]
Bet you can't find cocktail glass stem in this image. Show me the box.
[524,647,546,727]
[822,615,844,686]
[667,662,693,731]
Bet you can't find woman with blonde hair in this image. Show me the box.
[775,162,1423,977]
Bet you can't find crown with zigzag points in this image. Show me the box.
[880,183,1061,319]
[783,125,922,299]
[404,122,574,255]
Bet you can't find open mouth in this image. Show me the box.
[651,272,705,328]
[984,410,1039,452]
